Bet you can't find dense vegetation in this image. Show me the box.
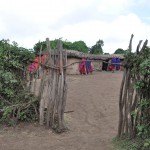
[34,39,89,54]
[34,39,104,55]
[116,36,150,150]
[89,39,104,54]
[0,39,38,126]
[0,37,104,126]
[114,48,126,54]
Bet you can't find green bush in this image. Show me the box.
[0,39,38,125]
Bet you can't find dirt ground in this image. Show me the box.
[0,71,123,150]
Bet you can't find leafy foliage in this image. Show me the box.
[0,39,38,125]
[113,136,144,150]
[34,39,89,54]
[34,39,106,55]
[90,39,104,54]
[117,44,150,150]
[33,41,47,55]
[70,41,88,53]
[114,48,126,54]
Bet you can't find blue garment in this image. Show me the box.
[85,59,92,74]
[111,58,116,63]
[116,58,121,70]
[111,58,117,70]
[116,58,120,63]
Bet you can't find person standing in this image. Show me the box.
[116,57,121,71]
[79,58,86,75]
[111,56,116,72]
[85,58,93,74]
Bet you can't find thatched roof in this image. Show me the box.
[66,50,124,60]
[40,50,124,60]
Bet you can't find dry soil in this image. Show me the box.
[0,71,123,150]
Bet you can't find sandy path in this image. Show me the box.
[0,71,123,150]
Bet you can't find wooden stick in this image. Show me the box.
[128,34,134,51]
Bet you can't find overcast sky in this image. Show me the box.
[0,0,150,53]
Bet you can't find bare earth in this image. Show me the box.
[0,71,123,150]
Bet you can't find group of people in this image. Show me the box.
[79,58,93,75]
[107,57,121,72]
[28,55,49,75]
[28,55,121,76]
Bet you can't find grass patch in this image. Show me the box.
[112,136,144,150]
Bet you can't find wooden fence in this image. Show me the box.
[118,34,150,138]
[29,38,67,132]
[28,38,125,132]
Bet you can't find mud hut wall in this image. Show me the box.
[120,59,124,71]
[92,61,103,71]
[66,57,80,75]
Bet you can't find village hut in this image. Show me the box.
[101,53,124,71]
[38,50,124,75]
[66,50,124,74]
[28,50,124,105]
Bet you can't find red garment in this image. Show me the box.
[89,66,93,73]
[41,55,49,65]
[107,65,113,71]
[34,62,38,70]
[79,58,86,74]
[34,57,39,63]
[28,63,36,73]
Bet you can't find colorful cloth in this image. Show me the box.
[41,55,49,65]
[107,65,113,71]
[111,58,116,70]
[79,58,86,74]
[28,63,36,73]
[116,58,121,70]
[34,57,39,63]
[85,59,93,74]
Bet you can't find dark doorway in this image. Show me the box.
[102,59,109,71]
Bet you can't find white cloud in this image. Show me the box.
[52,13,150,53]
[97,0,132,15]
[0,0,150,54]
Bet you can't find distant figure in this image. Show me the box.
[28,63,36,83]
[107,59,113,71]
[34,56,40,77]
[28,63,36,74]
[85,58,93,74]
[111,56,117,72]
[116,57,121,71]
[79,58,86,75]
[41,55,49,75]
[41,55,49,65]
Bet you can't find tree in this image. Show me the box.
[33,39,59,55]
[34,39,89,54]
[33,41,46,55]
[90,39,104,54]
[71,41,88,53]
[63,40,74,50]
[114,48,125,54]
